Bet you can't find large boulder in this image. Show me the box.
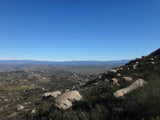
[113,79,146,98]
[108,69,117,74]
[43,91,61,98]
[55,90,82,109]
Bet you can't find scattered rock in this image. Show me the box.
[24,102,28,105]
[108,69,117,74]
[121,77,133,82]
[117,73,121,77]
[111,78,118,84]
[72,85,79,90]
[55,90,82,109]
[41,87,45,91]
[120,67,123,70]
[43,91,61,98]
[31,109,36,114]
[113,79,146,98]
[151,61,155,65]
[16,105,24,111]
[65,89,70,92]
[150,58,154,60]
[104,79,109,82]
[133,64,137,69]
[27,73,50,82]
[4,99,8,102]
[93,82,98,85]
[98,75,102,79]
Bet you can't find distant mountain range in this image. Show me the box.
[0,60,130,66]
[0,60,130,72]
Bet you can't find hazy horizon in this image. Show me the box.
[0,58,130,62]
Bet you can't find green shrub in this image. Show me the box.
[121,77,160,120]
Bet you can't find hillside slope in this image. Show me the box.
[1,48,159,120]
[26,48,160,120]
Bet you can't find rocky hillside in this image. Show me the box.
[88,48,160,86]
[0,70,96,120]
[24,48,160,120]
[0,48,160,120]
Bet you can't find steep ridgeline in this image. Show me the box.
[88,48,160,86]
[118,48,160,80]
[80,48,160,120]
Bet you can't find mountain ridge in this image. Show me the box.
[0,60,130,66]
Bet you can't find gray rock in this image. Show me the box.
[104,79,109,82]
[43,91,61,98]
[55,90,82,109]
[121,77,133,82]
[16,105,24,111]
[133,64,137,69]
[150,58,154,60]
[117,73,121,77]
[65,89,70,92]
[113,79,146,98]
[111,78,119,84]
[108,69,117,74]
[31,109,36,114]
[93,82,98,85]
[98,75,102,79]
[151,61,155,65]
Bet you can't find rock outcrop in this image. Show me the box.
[43,91,61,98]
[108,69,117,74]
[55,90,82,109]
[113,79,146,98]
[111,78,119,84]
[117,73,121,77]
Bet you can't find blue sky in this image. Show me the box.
[0,0,160,61]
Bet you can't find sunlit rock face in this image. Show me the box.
[113,79,146,98]
[55,90,82,109]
